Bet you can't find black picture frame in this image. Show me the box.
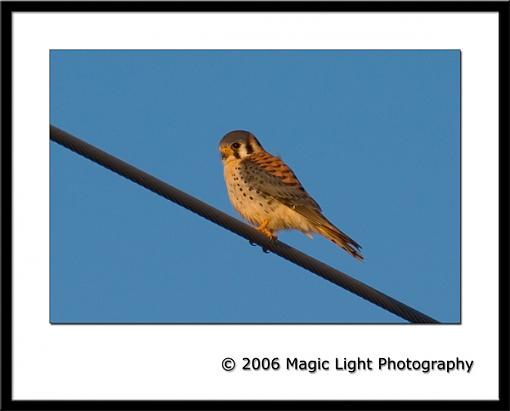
[1,2,508,410]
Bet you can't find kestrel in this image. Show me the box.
[219,130,363,260]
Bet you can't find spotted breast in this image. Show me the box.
[223,157,279,227]
[223,152,318,235]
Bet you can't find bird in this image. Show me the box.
[218,130,363,260]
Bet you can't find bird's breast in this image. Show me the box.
[223,160,278,226]
[222,159,314,233]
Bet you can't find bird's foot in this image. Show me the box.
[256,220,277,241]
[257,227,277,241]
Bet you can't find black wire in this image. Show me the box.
[50,125,439,324]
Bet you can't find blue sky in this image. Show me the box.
[50,50,460,323]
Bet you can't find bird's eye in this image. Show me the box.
[231,142,241,149]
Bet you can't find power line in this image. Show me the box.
[50,125,439,324]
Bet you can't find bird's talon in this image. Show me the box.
[262,247,270,254]
[256,222,276,241]
[249,240,257,246]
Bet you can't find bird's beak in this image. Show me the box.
[219,146,230,160]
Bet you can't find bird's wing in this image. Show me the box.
[240,152,322,212]
[241,152,363,255]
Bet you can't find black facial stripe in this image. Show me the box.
[233,150,241,159]
[245,142,254,154]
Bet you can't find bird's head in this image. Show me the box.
[219,130,264,162]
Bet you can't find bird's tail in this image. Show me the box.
[316,223,364,261]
